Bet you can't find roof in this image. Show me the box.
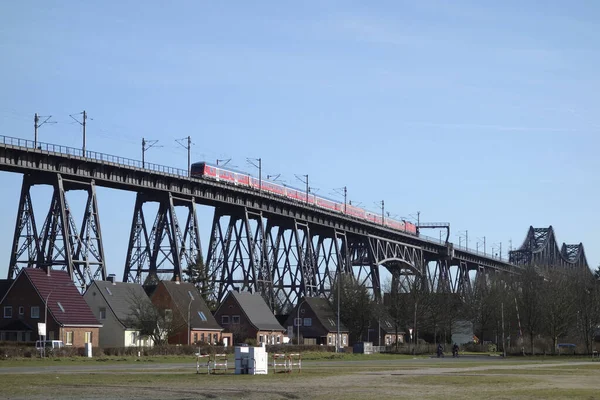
[377,314,404,334]
[303,297,348,332]
[160,281,222,331]
[88,281,153,329]
[23,268,100,326]
[227,291,284,331]
[0,279,14,303]
[0,319,34,331]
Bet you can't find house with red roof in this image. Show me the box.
[0,268,101,347]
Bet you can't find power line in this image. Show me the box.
[142,138,163,168]
[175,136,194,175]
[34,113,56,147]
[69,110,90,155]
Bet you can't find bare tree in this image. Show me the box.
[383,276,410,350]
[125,289,185,346]
[541,270,577,353]
[517,266,545,354]
[332,274,375,344]
[574,270,600,353]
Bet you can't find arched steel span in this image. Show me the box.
[508,226,589,270]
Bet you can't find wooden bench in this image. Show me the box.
[209,353,229,374]
[288,353,302,373]
[196,354,210,374]
[272,353,290,373]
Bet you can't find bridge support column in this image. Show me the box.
[267,219,319,310]
[9,174,107,290]
[123,192,201,284]
[314,229,351,302]
[8,175,41,278]
[206,207,272,308]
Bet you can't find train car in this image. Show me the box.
[316,196,337,211]
[385,219,405,231]
[345,204,366,219]
[404,221,418,235]
[190,162,217,178]
[365,211,380,224]
[235,172,250,186]
[262,180,286,196]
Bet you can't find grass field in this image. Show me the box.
[1,354,599,399]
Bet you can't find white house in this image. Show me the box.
[84,277,154,348]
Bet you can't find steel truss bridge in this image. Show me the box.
[0,135,589,309]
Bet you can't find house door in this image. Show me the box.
[223,337,229,347]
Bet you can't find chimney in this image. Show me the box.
[174,275,180,284]
[107,274,116,284]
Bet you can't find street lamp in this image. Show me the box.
[296,298,307,346]
[187,295,194,346]
[43,281,72,357]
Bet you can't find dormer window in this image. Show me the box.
[57,302,65,313]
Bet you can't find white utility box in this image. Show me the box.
[234,345,268,375]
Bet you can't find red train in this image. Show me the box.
[190,162,418,235]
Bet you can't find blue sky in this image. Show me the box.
[0,0,598,280]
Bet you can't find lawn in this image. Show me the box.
[0,354,598,399]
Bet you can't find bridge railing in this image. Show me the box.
[0,135,189,177]
[415,232,509,263]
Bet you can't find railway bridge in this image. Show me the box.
[0,135,588,310]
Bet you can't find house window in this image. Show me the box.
[18,306,24,316]
[213,333,218,344]
[57,302,65,313]
[259,334,264,343]
[200,333,205,342]
[221,315,229,324]
[294,318,302,327]
[303,318,312,327]
[165,309,173,321]
[99,307,106,320]
[105,287,112,296]
[328,318,335,326]
[4,306,12,318]
[188,290,195,300]
[84,332,92,344]
[342,335,347,345]
[328,335,333,345]
[31,306,40,318]
[131,332,137,344]
[385,321,392,328]
[231,315,240,324]
[198,311,207,322]
[193,333,198,343]
[65,331,73,345]
[276,335,281,344]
